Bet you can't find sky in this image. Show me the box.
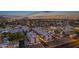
[0,11,79,16]
[0,11,42,16]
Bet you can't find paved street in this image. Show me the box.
[54,39,79,48]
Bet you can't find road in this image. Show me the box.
[54,40,79,48]
[27,39,79,48]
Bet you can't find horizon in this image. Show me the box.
[0,11,41,16]
[0,11,79,16]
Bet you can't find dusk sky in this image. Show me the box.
[0,11,79,15]
[0,11,42,15]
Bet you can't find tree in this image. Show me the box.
[15,32,25,48]
[7,32,25,48]
[0,34,3,43]
[7,32,25,42]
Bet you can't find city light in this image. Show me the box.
[0,11,79,48]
